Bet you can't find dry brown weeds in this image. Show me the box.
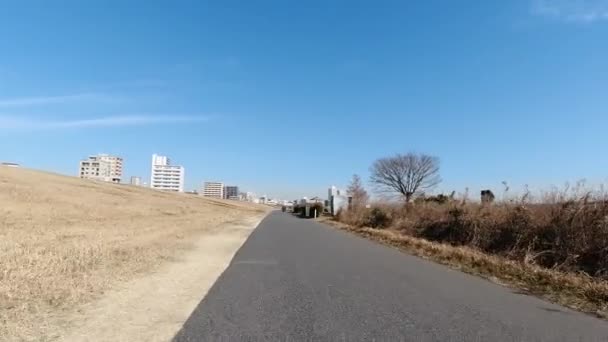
[328,186,608,318]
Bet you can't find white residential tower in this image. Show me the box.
[150,154,184,192]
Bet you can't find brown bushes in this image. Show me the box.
[337,205,394,229]
[337,193,608,279]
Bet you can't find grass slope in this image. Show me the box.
[0,167,267,341]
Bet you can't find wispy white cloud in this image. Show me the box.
[0,115,209,130]
[0,93,120,107]
[533,0,608,22]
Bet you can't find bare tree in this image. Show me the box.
[369,153,441,202]
[347,174,369,208]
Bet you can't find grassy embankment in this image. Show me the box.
[0,167,267,340]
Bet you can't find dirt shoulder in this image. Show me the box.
[56,214,266,342]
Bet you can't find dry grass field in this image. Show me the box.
[0,166,268,341]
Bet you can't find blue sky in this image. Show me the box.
[1,0,607,200]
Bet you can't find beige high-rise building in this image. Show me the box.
[202,181,224,198]
[79,154,122,183]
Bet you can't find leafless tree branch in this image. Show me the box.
[369,153,441,202]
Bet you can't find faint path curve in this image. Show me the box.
[55,214,267,342]
[174,212,608,342]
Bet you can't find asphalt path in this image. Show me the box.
[173,211,608,341]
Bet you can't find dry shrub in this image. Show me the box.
[339,204,394,229]
[336,207,366,227]
[338,187,608,280]
[412,204,474,245]
[366,207,392,228]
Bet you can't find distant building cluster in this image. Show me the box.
[75,152,273,203]
[286,185,352,217]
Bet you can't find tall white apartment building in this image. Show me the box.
[202,181,224,198]
[79,154,122,183]
[150,154,184,192]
